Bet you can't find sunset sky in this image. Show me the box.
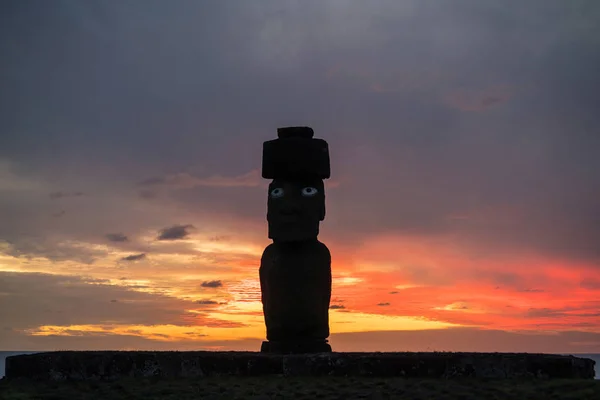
[1,0,599,354]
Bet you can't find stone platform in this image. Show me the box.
[260,340,332,354]
[4,351,596,381]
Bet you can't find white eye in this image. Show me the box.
[301,187,318,197]
[270,188,284,198]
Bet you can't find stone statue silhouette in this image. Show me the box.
[259,126,333,353]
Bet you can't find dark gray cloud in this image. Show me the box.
[201,280,223,288]
[580,280,600,290]
[329,304,345,310]
[196,299,219,305]
[0,271,191,329]
[49,191,85,200]
[121,253,146,262]
[138,190,157,200]
[525,305,600,319]
[138,177,167,186]
[1,236,108,265]
[0,271,249,346]
[517,288,545,293]
[209,235,231,242]
[0,0,598,276]
[106,233,128,242]
[157,224,194,241]
[377,302,391,307]
[138,170,262,190]
[526,308,564,318]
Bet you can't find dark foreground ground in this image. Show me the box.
[1,376,599,400]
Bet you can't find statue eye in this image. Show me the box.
[301,187,318,197]
[270,188,284,198]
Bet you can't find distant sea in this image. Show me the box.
[0,351,598,380]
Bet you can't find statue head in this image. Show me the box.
[267,178,325,242]
[262,126,330,242]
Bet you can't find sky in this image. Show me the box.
[1,0,600,353]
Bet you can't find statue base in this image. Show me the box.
[260,340,332,354]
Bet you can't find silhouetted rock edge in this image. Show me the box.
[5,351,596,381]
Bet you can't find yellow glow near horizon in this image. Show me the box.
[329,310,463,332]
[138,234,264,256]
[220,300,263,313]
[432,302,488,314]
[25,324,264,342]
[333,276,364,286]
[394,284,423,290]
[24,310,460,344]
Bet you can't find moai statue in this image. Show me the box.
[259,126,333,354]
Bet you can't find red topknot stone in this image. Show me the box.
[277,126,314,139]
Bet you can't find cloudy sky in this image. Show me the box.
[1,0,599,353]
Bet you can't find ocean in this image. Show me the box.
[1,351,598,379]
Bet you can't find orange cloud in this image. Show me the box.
[2,215,599,351]
[324,232,600,333]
